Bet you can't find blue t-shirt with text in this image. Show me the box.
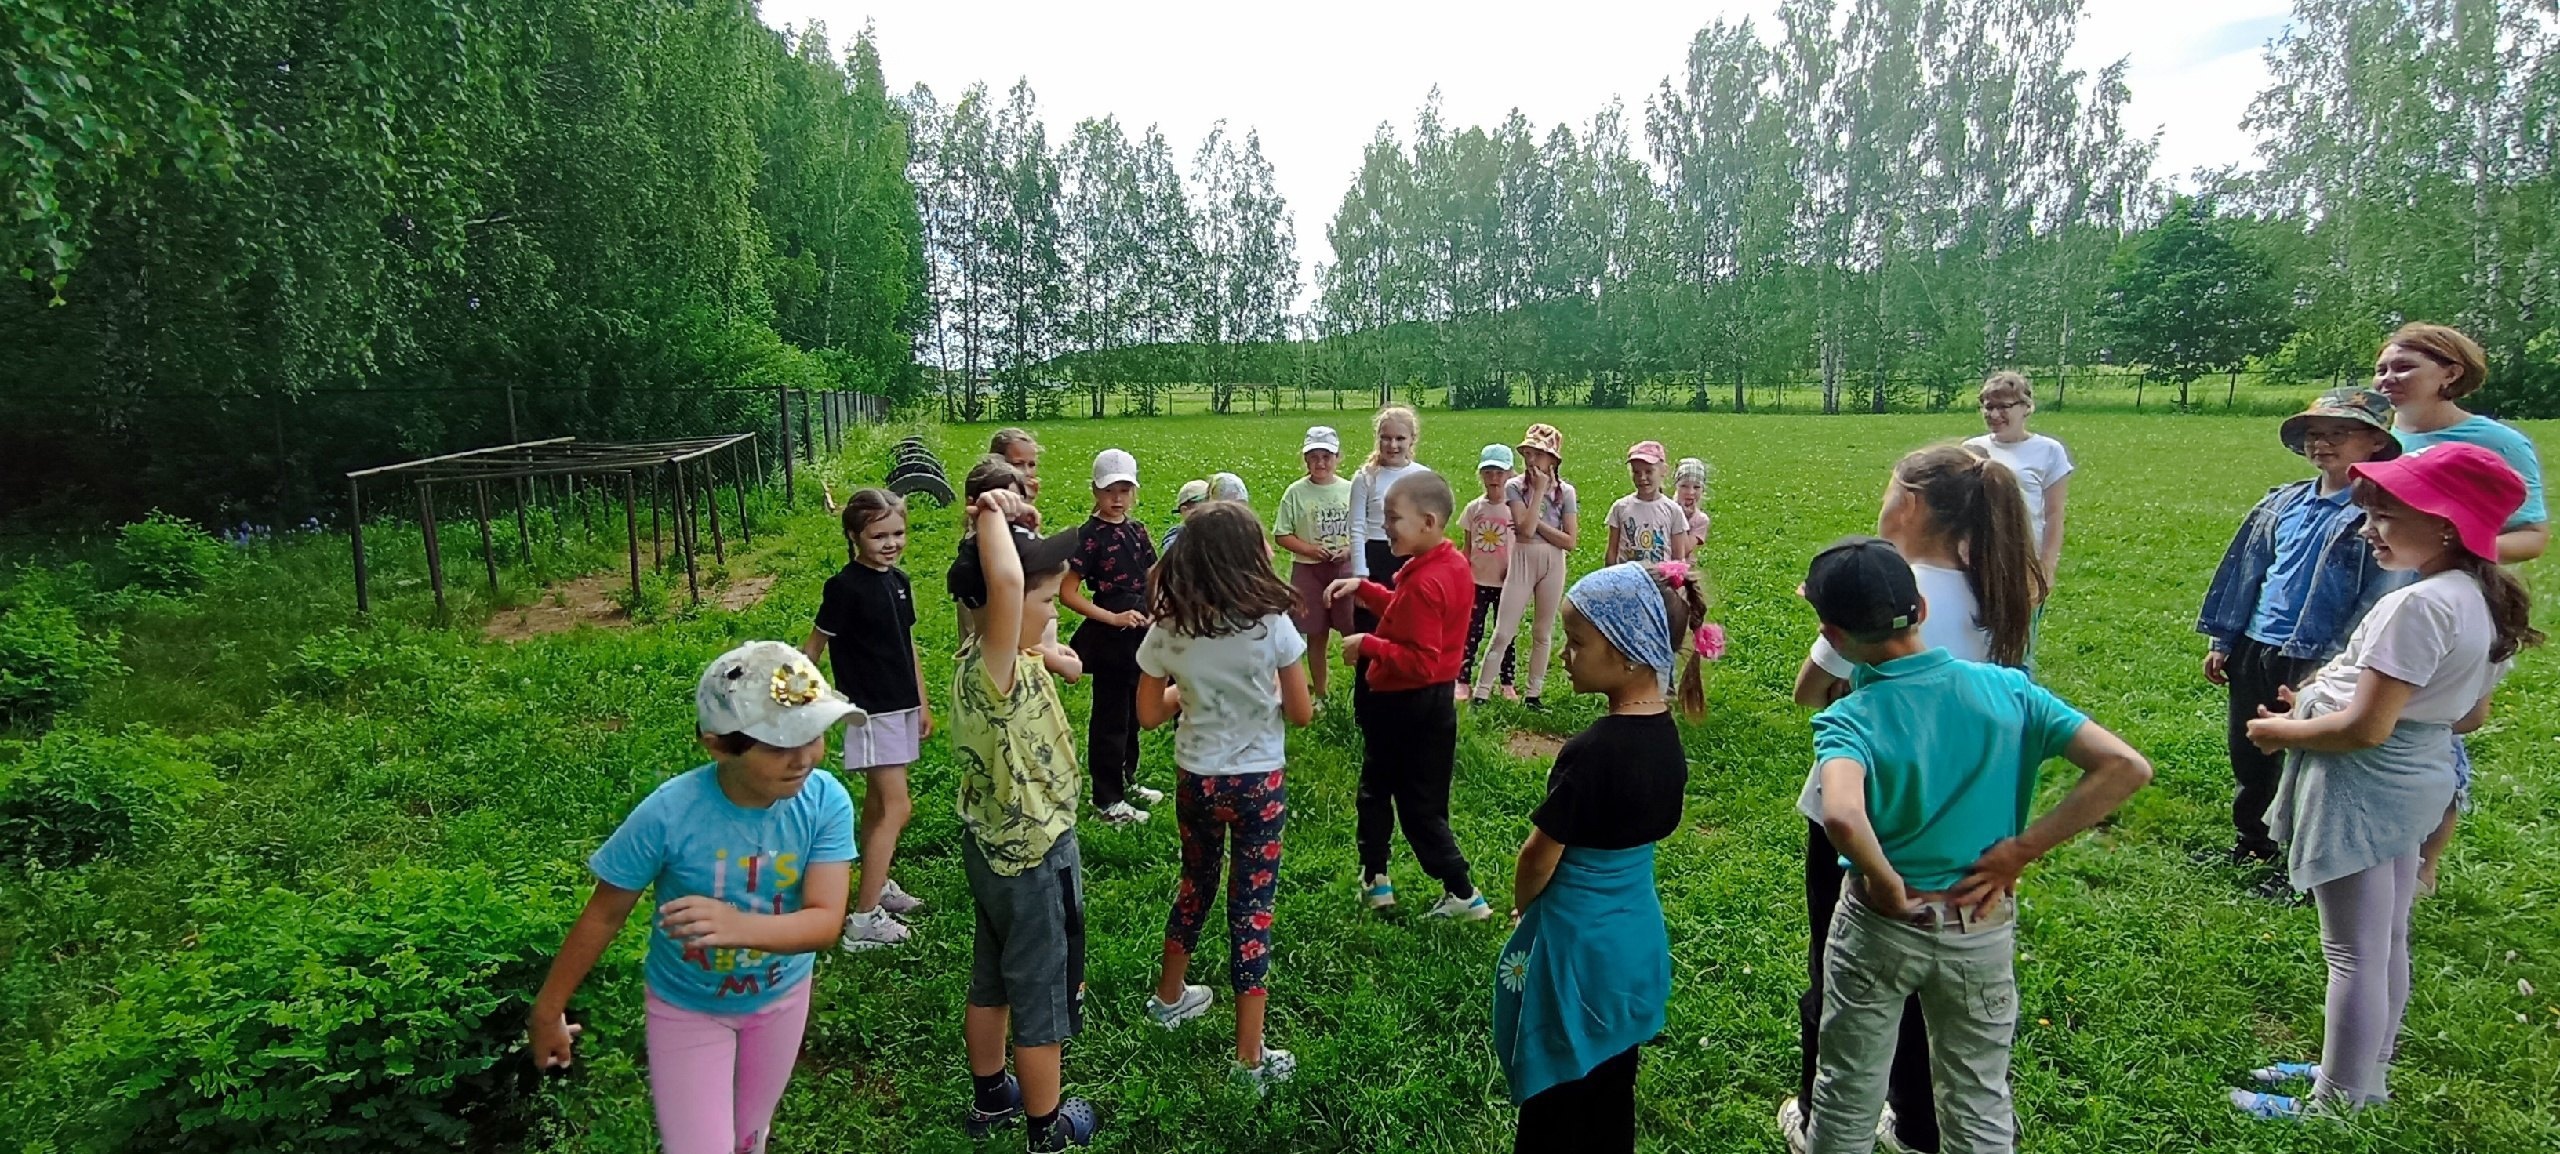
[589,765,855,1014]
[1811,649,2088,892]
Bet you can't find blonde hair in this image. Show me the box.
[2383,323,2489,401]
[1366,406,1420,469]
[1979,371,2034,406]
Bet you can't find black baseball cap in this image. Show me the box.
[1802,536,1923,638]
[947,523,1084,608]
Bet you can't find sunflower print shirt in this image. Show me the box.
[952,645,1081,875]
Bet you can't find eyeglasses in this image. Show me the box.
[2298,428,2369,445]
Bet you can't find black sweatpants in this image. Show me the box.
[1355,683,1472,897]
[1073,618,1146,810]
[1801,820,1939,1153]
[1515,1044,1639,1153]
[2225,636,2319,860]
[1464,582,1517,688]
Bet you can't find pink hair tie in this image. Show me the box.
[1656,560,1693,586]
[1693,622,1727,662]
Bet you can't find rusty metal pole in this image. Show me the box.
[473,480,500,594]
[701,457,726,565]
[418,482,447,620]
[350,479,370,617]
[622,472,642,606]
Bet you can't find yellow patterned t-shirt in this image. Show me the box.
[952,646,1080,875]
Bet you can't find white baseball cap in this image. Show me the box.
[1302,426,1341,455]
[696,641,866,748]
[1092,448,1138,489]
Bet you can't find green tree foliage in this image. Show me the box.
[2096,197,2294,406]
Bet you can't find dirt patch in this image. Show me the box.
[718,574,777,612]
[1506,731,1566,760]
[483,572,630,642]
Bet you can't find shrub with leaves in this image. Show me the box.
[0,725,215,868]
[113,511,228,596]
[54,864,574,1152]
[0,592,123,726]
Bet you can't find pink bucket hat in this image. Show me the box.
[2349,442,2526,560]
[1626,440,1667,466]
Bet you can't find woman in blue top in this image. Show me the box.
[1496,561,1709,1153]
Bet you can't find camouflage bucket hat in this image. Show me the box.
[2279,387,2401,460]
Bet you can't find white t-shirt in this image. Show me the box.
[1608,494,1689,565]
[1348,460,1430,576]
[2294,570,2509,725]
[1966,433,2074,550]
[1136,613,1308,775]
[1799,564,1991,820]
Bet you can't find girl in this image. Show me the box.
[1133,502,1317,1095]
[1497,562,1708,1153]
[1062,448,1158,824]
[805,490,932,951]
[2232,442,2533,1119]
[529,642,861,1154]
[1965,371,2073,586]
[1477,423,1579,707]
[1605,440,1692,566]
[1274,426,1356,697]
[1460,444,1520,701]
[1777,442,2045,1154]
[1673,458,1711,559]
[1347,407,1429,699]
[991,427,1043,504]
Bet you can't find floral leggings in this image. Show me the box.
[1167,769,1286,996]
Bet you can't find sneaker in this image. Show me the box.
[1231,1046,1297,1096]
[839,906,912,952]
[964,1073,1023,1138]
[878,878,924,915]
[1144,983,1214,1029]
[1776,1096,1809,1154]
[1876,1104,1912,1152]
[2249,1061,2320,1085]
[1131,784,1166,806]
[1425,892,1494,921]
[1026,1097,1101,1151]
[1097,801,1150,825]
[1523,695,1545,712]
[1362,873,1397,910]
[2229,1088,2309,1120]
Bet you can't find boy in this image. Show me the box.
[949,490,1102,1151]
[1607,441,1692,566]
[951,456,1080,684]
[1459,443,1519,701]
[1163,479,1211,554]
[1324,469,1491,920]
[1965,373,2073,584]
[1061,448,1158,823]
[2195,388,2399,876]
[1799,538,2152,1154]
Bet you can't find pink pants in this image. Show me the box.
[645,980,812,1154]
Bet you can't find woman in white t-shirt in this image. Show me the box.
[2231,442,2536,1120]
[1965,371,2073,584]
[1775,442,2048,1154]
[1134,502,1318,1092]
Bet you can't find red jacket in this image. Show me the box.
[1353,541,1473,691]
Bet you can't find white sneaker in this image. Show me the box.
[1098,801,1150,825]
[1877,1104,1912,1152]
[877,878,924,915]
[1231,1046,1296,1096]
[1131,784,1166,805]
[839,906,911,952]
[1362,873,1397,909]
[1143,983,1214,1029]
[1424,892,1493,921]
[1777,1096,1809,1154]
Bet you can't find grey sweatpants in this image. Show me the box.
[1807,892,2019,1154]
[2311,853,2419,1105]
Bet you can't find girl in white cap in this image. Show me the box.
[1274,425,1356,696]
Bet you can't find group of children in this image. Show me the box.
[524,320,2542,1154]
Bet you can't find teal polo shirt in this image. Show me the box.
[1811,649,2088,892]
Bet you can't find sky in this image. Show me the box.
[759,0,2297,297]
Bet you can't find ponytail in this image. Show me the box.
[1894,444,2047,668]
[2456,553,2544,664]
[1648,562,1714,721]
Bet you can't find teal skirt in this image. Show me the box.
[1492,844,1671,1103]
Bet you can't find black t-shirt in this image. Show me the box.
[1071,517,1157,614]
[814,563,921,711]
[1530,712,1688,849]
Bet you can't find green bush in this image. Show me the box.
[280,625,444,700]
[113,511,229,596]
[0,725,215,868]
[0,592,123,726]
[56,864,574,1152]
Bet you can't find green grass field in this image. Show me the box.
[3,410,2555,1153]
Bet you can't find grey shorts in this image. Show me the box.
[841,707,924,772]
[964,831,1086,1046]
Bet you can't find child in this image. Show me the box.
[952,456,1081,685]
[949,491,1104,1151]
[1209,471,1249,504]
[1965,372,2073,585]
[804,489,933,951]
[528,642,862,1154]
[1673,457,1711,558]
[1779,442,2046,1153]
[1061,448,1159,824]
[1275,426,1357,697]
[1478,424,1579,707]
[2232,443,2534,1119]
[1605,440,1692,566]
[1163,479,1212,554]
[1324,469,1491,920]
[1800,538,2153,1154]
[1347,408,1430,702]
[1496,561,1709,1153]
[992,427,1043,504]
[1133,502,1317,1095]
[1459,444,1520,701]
[2194,389,2399,875]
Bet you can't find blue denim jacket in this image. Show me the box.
[2196,480,2395,661]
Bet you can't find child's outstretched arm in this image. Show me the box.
[529,880,645,1069]
[1950,722,2152,917]
[656,860,852,957]
[2246,670,2416,753]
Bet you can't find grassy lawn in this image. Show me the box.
[3,409,2554,1153]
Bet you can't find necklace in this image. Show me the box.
[1610,697,1667,714]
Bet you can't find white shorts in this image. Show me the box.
[842,707,923,772]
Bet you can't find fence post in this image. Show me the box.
[622,472,642,607]
[672,460,700,605]
[418,482,447,620]
[2228,369,2240,408]
[799,387,815,466]
[701,456,726,566]
[732,442,751,548]
[776,383,796,508]
[473,480,501,595]
[349,479,370,617]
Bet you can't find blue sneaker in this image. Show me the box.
[1363,873,1396,910]
[2249,1061,2320,1085]
[1426,892,1494,921]
[965,1073,1022,1138]
[2229,1088,2308,1120]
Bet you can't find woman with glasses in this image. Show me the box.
[1965,372,2074,586]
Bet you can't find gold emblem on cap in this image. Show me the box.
[770,659,825,707]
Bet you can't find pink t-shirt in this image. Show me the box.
[1460,496,1515,587]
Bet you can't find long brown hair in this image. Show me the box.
[1150,502,1297,638]
[1894,444,2046,667]
[1648,562,1712,720]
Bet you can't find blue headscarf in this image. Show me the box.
[1565,563,1673,694]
